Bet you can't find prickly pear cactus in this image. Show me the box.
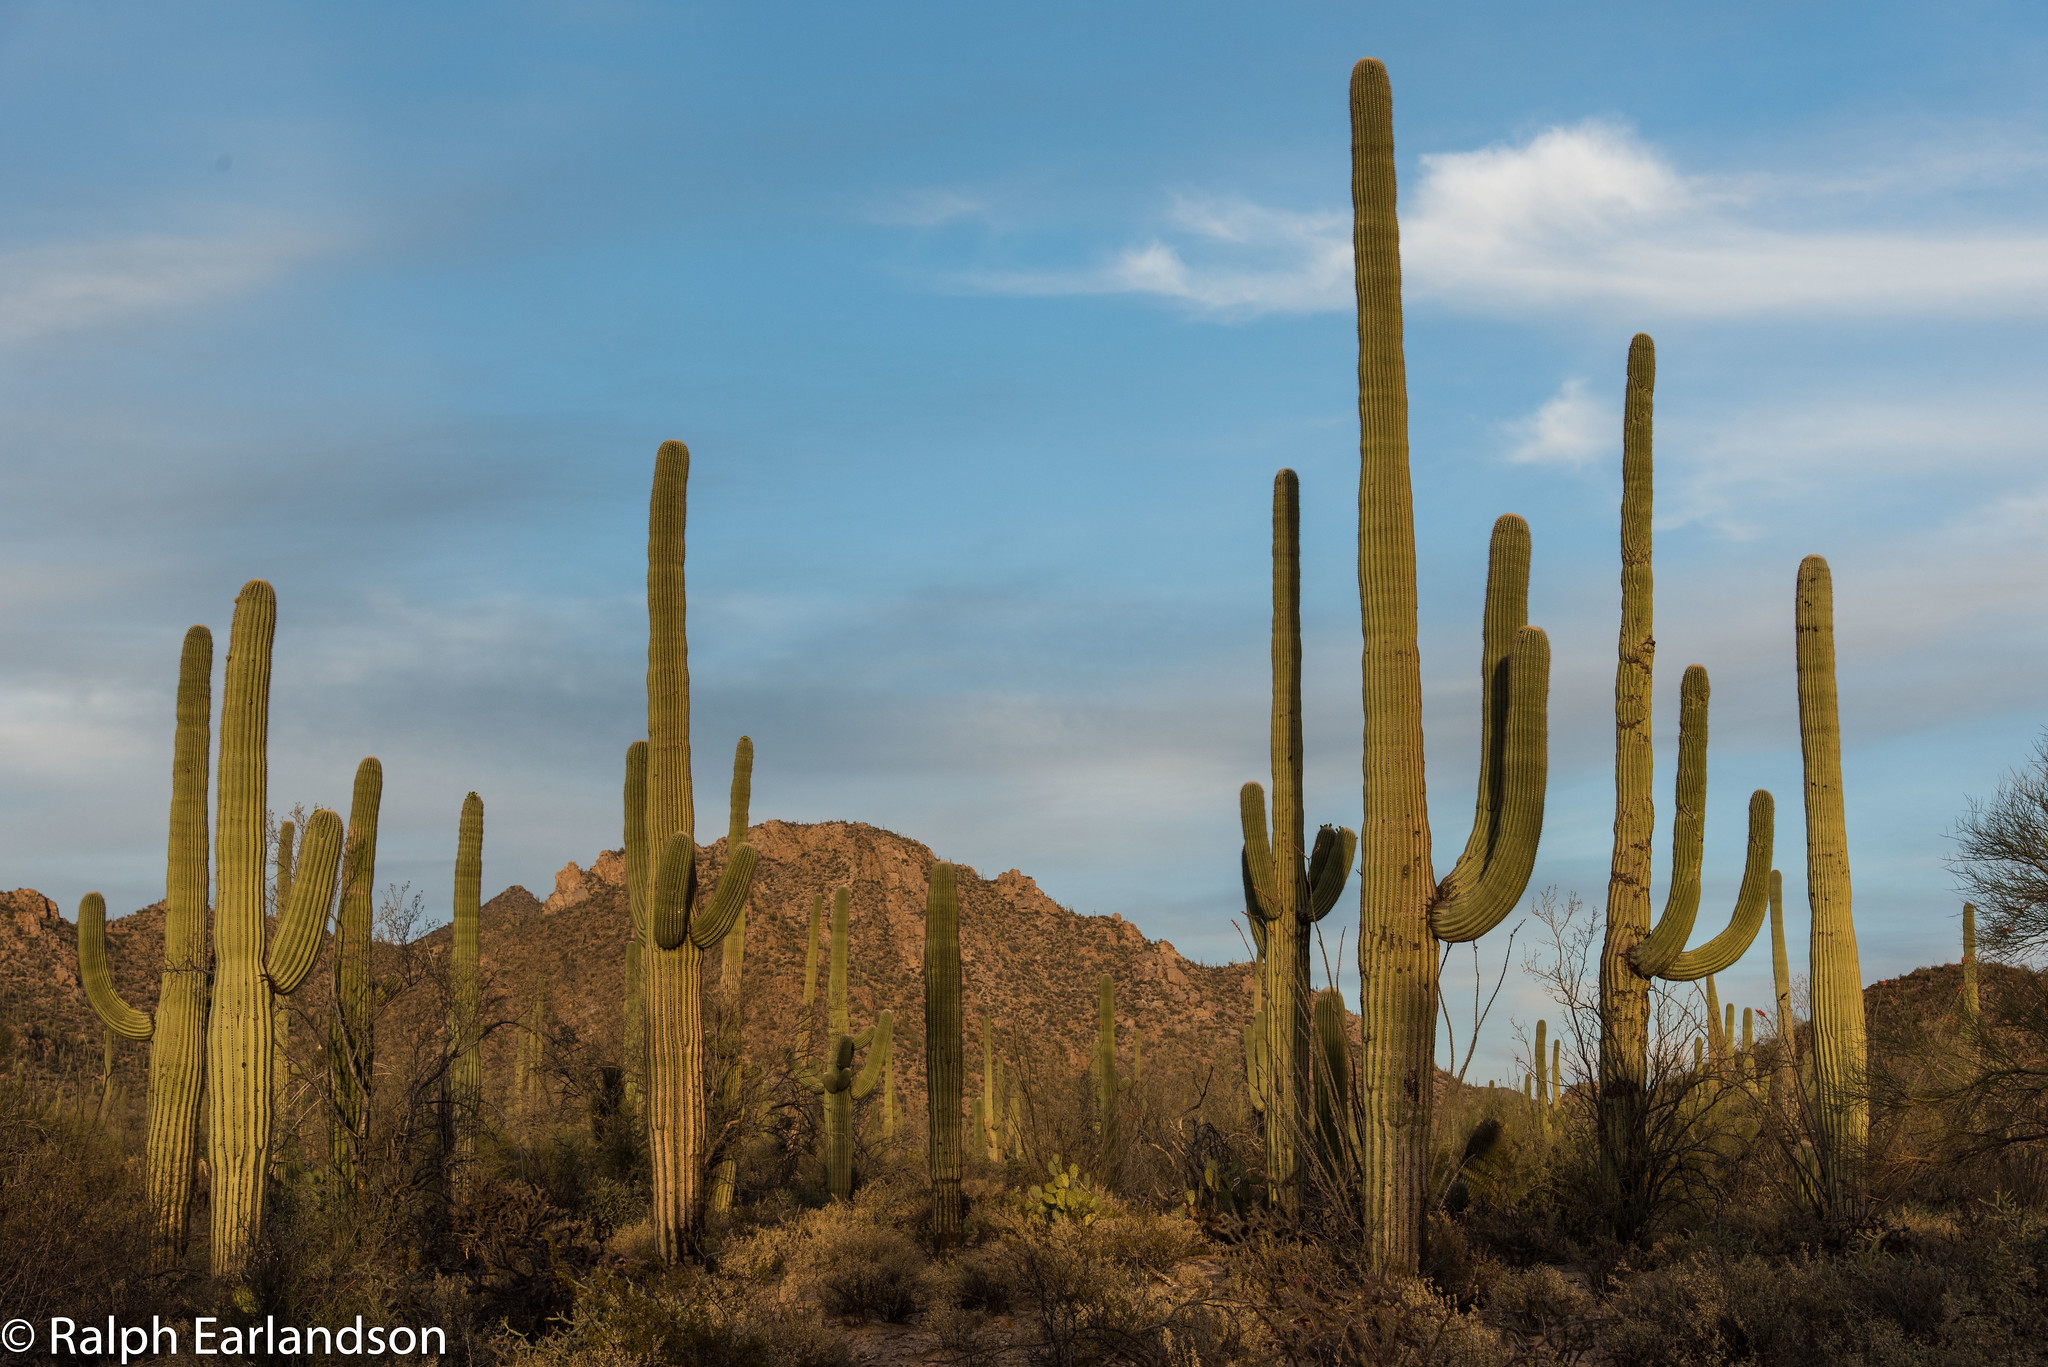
[1028,1156,1102,1227]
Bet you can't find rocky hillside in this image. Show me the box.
[0,821,1253,1111]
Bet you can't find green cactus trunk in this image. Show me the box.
[1797,555,1867,1208]
[151,626,211,1262]
[202,581,343,1279]
[1552,1037,1561,1106]
[450,792,483,1182]
[1348,59,1553,1271]
[709,739,754,1217]
[639,443,760,1259]
[1962,903,1980,1024]
[808,885,892,1201]
[1534,1019,1549,1139]
[330,757,383,1188]
[1313,987,1354,1171]
[1093,974,1126,1186]
[925,863,964,1243]
[624,743,649,1121]
[980,1018,1000,1162]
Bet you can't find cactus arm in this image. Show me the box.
[851,1011,892,1099]
[1305,825,1358,923]
[685,843,758,951]
[1239,783,1278,920]
[1629,666,1711,972]
[264,808,343,995]
[1649,790,1774,982]
[79,893,154,1041]
[1768,869,1792,1043]
[1429,623,1551,942]
[718,736,752,993]
[854,1023,876,1049]
[1447,513,1532,880]
[649,832,697,952]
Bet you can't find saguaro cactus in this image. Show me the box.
[640,441,761,1258]
[203,581,345,1278]
[709,737,755,1216]
[925,863,964,1242]
[1589,335,1775,1232]
[75,626,214,1263]
[980,1018,1005,1163]
[799,887,891,1200]
[1349,59,1555,1272]
[623,744,649,1118]
[1534,1019,1550,1138]
[331,756,383,1188]
[1797,555,1867,1207]
[1241,469,1358,1207]
[450,792,484,1175]
[1313,987,1355,1170]
[1962,903,1980,1025]
[1092,974,1129,1185]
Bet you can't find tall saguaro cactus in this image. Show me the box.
[1962,903,1980,1025]
[1797,555,1867,1207]
[450,792,484,1175]
[1313,986,1355,1170]
[331,757,384,1188]
[1093,974,1130,1186]
[709,739,755,1216]
[623,744,649,1118]
[640,442,761,1258]
[1348,59,1554,1272]
[1241,468,1357,1208]
[925,863,964,1243]
[204,580,346,1278]
[799,887,891,1200]
[1589,335,1775,1231]
[75,626,214,1263]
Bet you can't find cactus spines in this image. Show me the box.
[1962,903,1980,1024]
[1797,554,1867,1205]
[450,792,484,1173]
[1349,58,1553,1272]
[1240,469,1359,1208]
[331,756,383,1187]
[925,863,964,1241]
[205,580,344,1278]
[640,441,761,1258]
[1093,974,1129,1185]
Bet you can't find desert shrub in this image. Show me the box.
[1228,1233,1506,1367]
[0,1080,164,1329]
[813,1225,929,1322]
[509,1268,851,1367]
[1485,1263,1599,1360]
[932,1243,1022,1313]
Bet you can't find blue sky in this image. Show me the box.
[4,2,2045,1084]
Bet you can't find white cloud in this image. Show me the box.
[945,121,2048,320]
[1506,377,1611,467]
[866,187,990,227]
[0,230,325,348]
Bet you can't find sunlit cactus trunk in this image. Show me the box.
[1348,58,1553,1271]
[709,738,754,1217]
[153,627,212,1261]
[1796,555,1867,1209]
[925,864,964,1243]
[330,757,383,1189]
[203,581,343,1280]
[450,792,484,1185]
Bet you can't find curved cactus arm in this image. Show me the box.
[853,1023,877,1049]
[266,807,344,995]
[1629,666,1712,974]
[1430,624,1551,942]
[1239,782,1277,920]
[79,893,154,1041]
[1448,514,1532,880]
[1305,825,1358,923]
[649,832,697,951]
[1649,790,1774,983]
[686,843,758,951]
[726,736,753,846]
[852,1011,893,1099]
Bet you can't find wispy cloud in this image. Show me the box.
[943,121,2048,319]
[865,187,991,227]
[0,230,326,348]
[1506,378,1611,466]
